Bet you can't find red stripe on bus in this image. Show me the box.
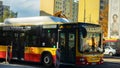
[52,55,56,64]
[0,51,56,64]
[0,51,6,58]
[0,51,12,59]
[24,53,41,62]
[24,53,56,64]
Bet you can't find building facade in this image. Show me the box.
[40,0,55,16]
[40,0,100,23]
[54,0,79,22]
[40,0,79,22]
[54,0,100,23]
[0,1,3,19]
[78,0,100,24]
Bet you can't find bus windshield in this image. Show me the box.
[79,32,103,53]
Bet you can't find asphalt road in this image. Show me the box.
[0,63,38,68]
[1,57,120,68]
[1,62,120,68]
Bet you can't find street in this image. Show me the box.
[0,63,38,68]
[60,57,120,68]
[0,60,43,68]
[0,61,40,68]
[1,57,120,68]
[77,57,120,68]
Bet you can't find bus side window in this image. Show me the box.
[50,33,56,47]
[33,36,37,45]
[42,29,57,47]
[41,30,50,47]
[36,37,41,46]
[50,38,55,45]
[60,33,65,48]
[0,32,10,45]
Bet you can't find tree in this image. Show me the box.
[3,8,10,21]
[9,11,17,18]
[99,4,108,37]
[0,8,17,22]
[0,16,3,22]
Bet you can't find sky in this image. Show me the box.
[1,0,40,17]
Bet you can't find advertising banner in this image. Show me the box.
[108,0,120,38]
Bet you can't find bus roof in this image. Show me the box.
[59,22,101,27]
[0,22,63,26]
[0,23,4,25]
[4,16,70,24]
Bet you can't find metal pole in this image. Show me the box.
[57,29,61,48]
[5,46,8,63]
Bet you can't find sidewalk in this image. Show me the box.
[104,58,120,63]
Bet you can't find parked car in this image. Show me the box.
[103,38,118,56]
[104,45,116,56]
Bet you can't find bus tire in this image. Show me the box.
[42,53,53,67]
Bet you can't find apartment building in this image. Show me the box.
[54,0,78,22]
[0,1,3,18]
[40,0,100,23]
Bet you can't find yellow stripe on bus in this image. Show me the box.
[0,46,7,51]
[0,45,12,52]
[25,47,57,55]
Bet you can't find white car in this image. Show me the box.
[104,46,116,56]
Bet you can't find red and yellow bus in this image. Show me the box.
[0,16,69,67]
[0,17,104,67]
[0,23,61,66]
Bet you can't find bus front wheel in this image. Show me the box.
[42,53,53,67]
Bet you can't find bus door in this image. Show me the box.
[59,29,76,64]
[12,32,25,60]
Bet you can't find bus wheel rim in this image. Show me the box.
[44,56,50,64]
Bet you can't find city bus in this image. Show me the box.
[57,23,104,67]
[0,17,104,67]
[0,16,69,67]
[0,23,61,66]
